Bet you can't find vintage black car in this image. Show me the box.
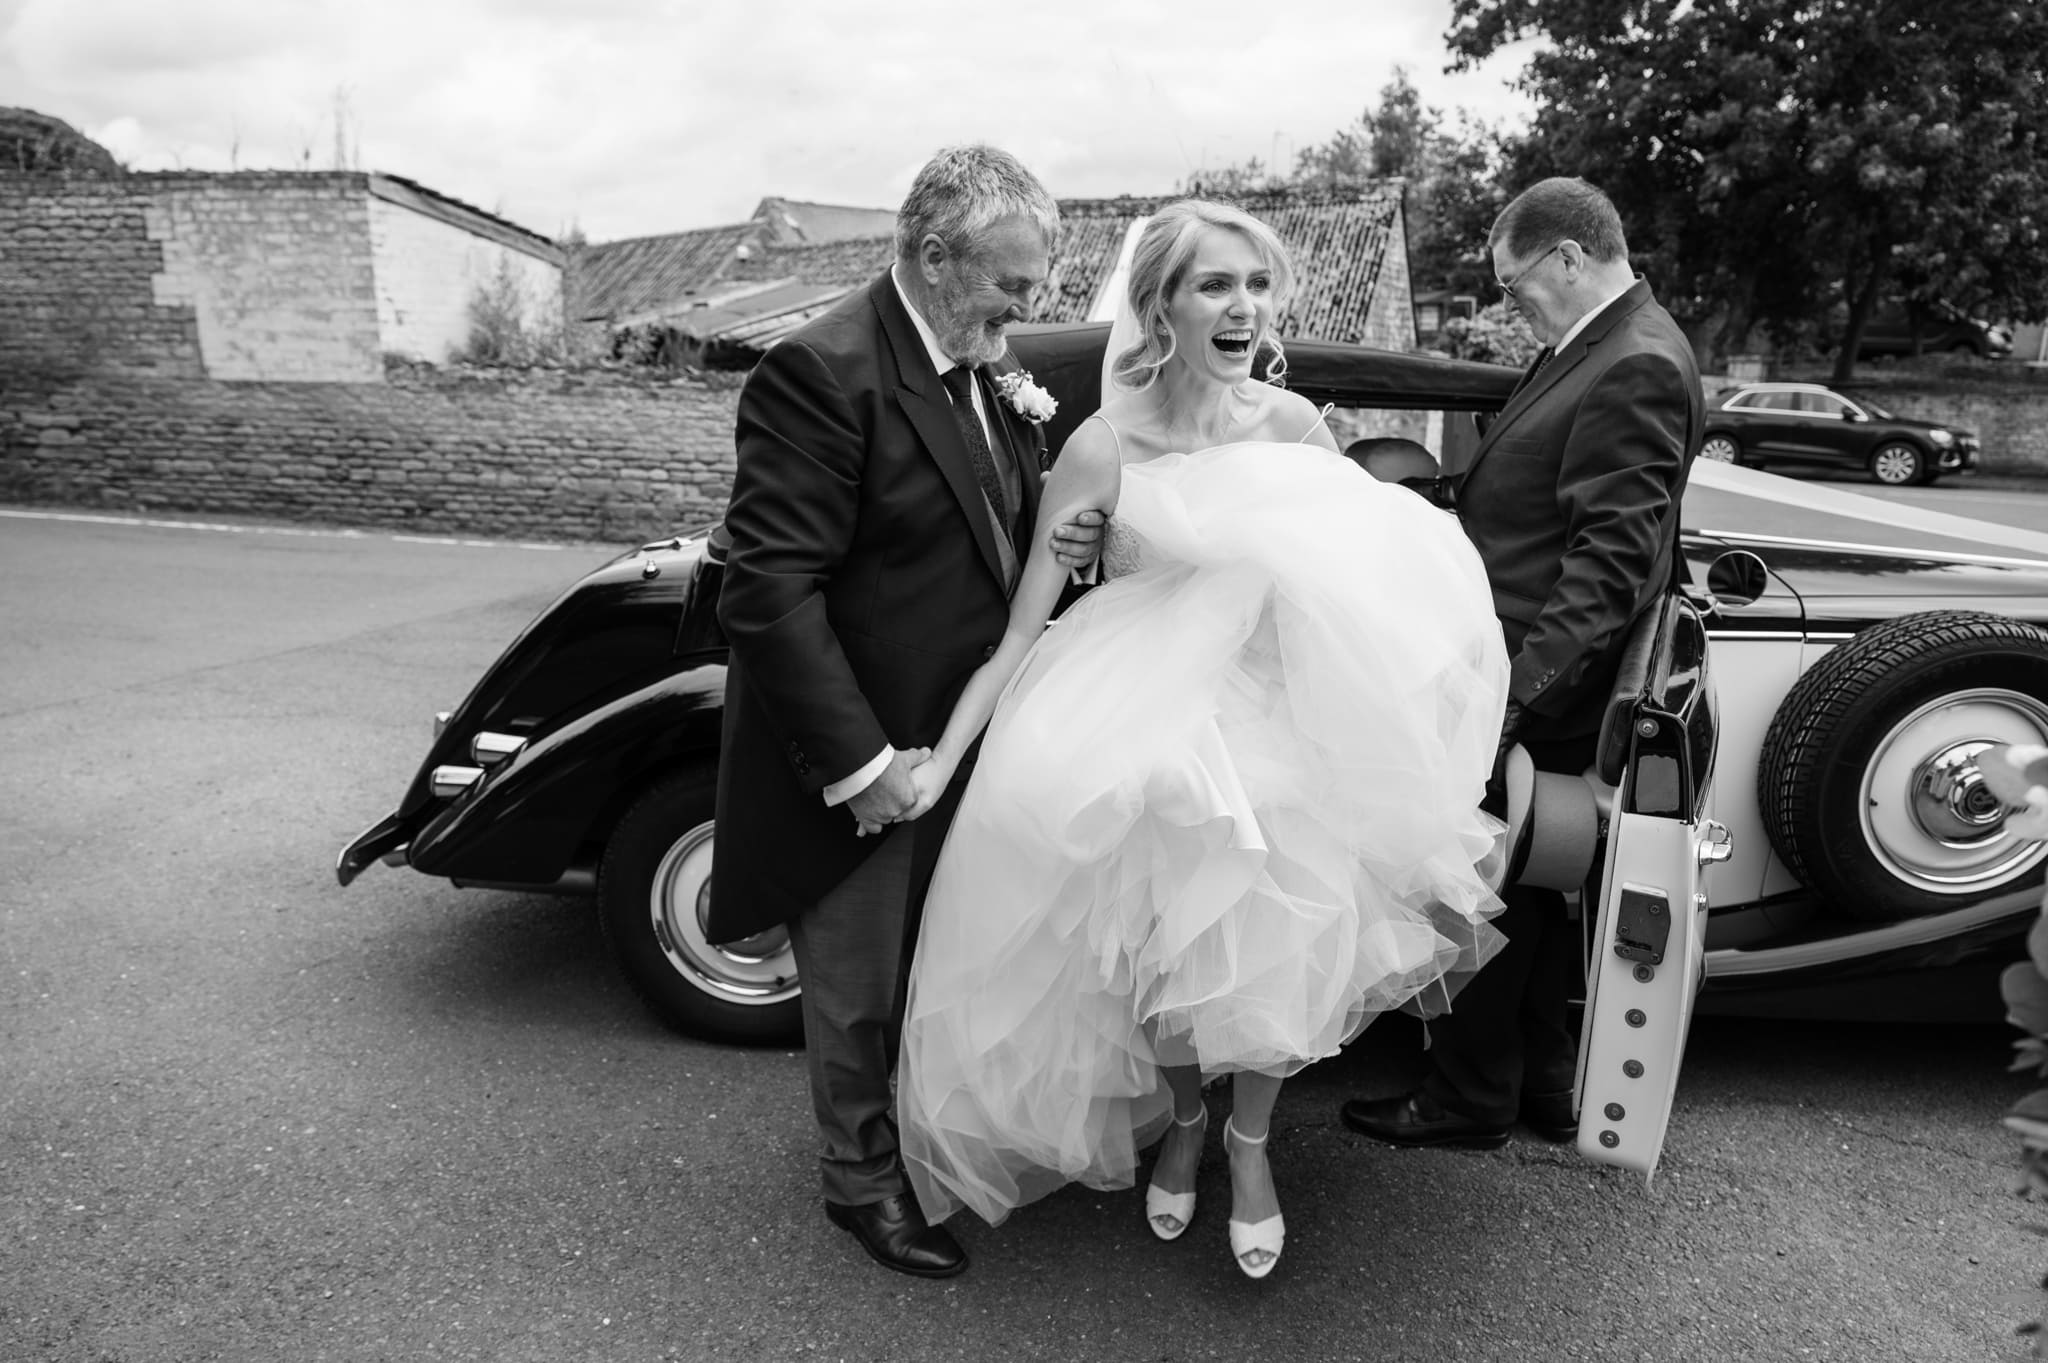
[338,324,2048,1054]
[1699,381,1981,485]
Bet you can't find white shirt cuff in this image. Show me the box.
[823,746,894,807]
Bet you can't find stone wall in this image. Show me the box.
[1360,208,1418,355]
[2,366,744,543]
[1834,368,2048,476]
[2,172,382,382]
[0,177,205,379]
[149,173,382,382]
[368,191,563,365]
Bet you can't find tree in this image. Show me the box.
[1182,70,1514,301]
[1448,0,2048,380]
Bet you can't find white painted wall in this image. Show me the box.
[368,198,562,363]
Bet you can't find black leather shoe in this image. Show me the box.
[825,1194,967,1279]
[1520,1088,1579,1143]
[1339,1090,1510,1150]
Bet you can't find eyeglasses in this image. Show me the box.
[1496,242,1567,301]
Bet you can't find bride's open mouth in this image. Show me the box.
[1213,329,1254,357]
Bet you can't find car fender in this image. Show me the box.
[407,661,728,889]
[1696,629,1810,909]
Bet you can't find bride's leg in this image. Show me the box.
[1226,1071,1283,1227]
[1152,1063,1208,1196]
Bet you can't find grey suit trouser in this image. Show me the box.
[786,821,919,1208]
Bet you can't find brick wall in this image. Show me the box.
[2,366,744,543]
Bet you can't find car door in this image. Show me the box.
[1790,390,1865,471]
[1732,391,1805,460]
[1764,390,1853,464]
[1574,594,1723,1182]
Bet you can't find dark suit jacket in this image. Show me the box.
[707,272,1047,942]
[1451,279,1701,741]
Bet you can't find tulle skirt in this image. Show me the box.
[896,442,1512,1226]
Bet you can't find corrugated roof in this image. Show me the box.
[752,197,898,247]
[625,278,848,339]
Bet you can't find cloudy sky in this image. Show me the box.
[4,0,1537,245]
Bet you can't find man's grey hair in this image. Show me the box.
[1490,177,1629,265]
[895,144,1059,262]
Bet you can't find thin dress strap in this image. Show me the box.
[1300,403,1335,444]
[1088,411,1125,460]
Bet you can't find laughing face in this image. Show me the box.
[1164,226,1277,384]
[926,213,1051,368]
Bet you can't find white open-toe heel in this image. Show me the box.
[1145,1104,1208,1241]
[1224,1117,1285,1279]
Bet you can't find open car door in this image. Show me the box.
[1571,594,1724,1181]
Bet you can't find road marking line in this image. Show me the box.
[0,507,586,552]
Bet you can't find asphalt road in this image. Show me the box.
[3,500,2046,1363]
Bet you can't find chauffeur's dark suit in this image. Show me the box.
[710,272,1044,1206]
[1429,277,1701,1124]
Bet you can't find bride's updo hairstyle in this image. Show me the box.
[1111,199,1296,392]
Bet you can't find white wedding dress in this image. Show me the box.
[896,435,1512,1226]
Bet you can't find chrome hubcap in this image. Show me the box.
[1873,447,1917,484]
[1861,688,2048,894]
[1702,438,1736,463]
[649,821,799,1003]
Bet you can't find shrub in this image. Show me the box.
[1438,299,1541,368]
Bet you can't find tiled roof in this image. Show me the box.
[1043,188,1407,343]
[591,185,1410,352]
[720,186,1407,343]
[571,222,754,322]
[725,235,894,289]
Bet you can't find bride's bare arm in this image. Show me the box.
[909,424,1122,810]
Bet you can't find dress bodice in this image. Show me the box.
[1099,515,1147,581]
[1089,408,1331,583]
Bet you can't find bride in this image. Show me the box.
[891,199,1510,1278]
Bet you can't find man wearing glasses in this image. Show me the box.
[1341,176,1702,1151]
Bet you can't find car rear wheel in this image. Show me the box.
[1869,441,1924,486]
[1757,611,2048,922]
[598,764,802,1044]
[1700,434,1742,465]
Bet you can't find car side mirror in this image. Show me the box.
[1845,410,1867,423]
[1705,549,1769,607]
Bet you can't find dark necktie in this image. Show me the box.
[940,366,1012,544]
[1516,346,1556,396]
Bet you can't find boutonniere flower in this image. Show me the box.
[995,369,1058,424]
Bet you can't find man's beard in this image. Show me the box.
[931,278,1008,367]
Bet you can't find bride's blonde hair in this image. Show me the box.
[1110,199,1296,392]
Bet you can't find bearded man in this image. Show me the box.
[708,145,1098,1278]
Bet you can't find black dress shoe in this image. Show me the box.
[825,1194,968,1279]
[1338,1090,1511,1150]
[1519,1088,1579,1143]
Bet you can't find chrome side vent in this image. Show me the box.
[430,765,485,799]
[471,731,528,766]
